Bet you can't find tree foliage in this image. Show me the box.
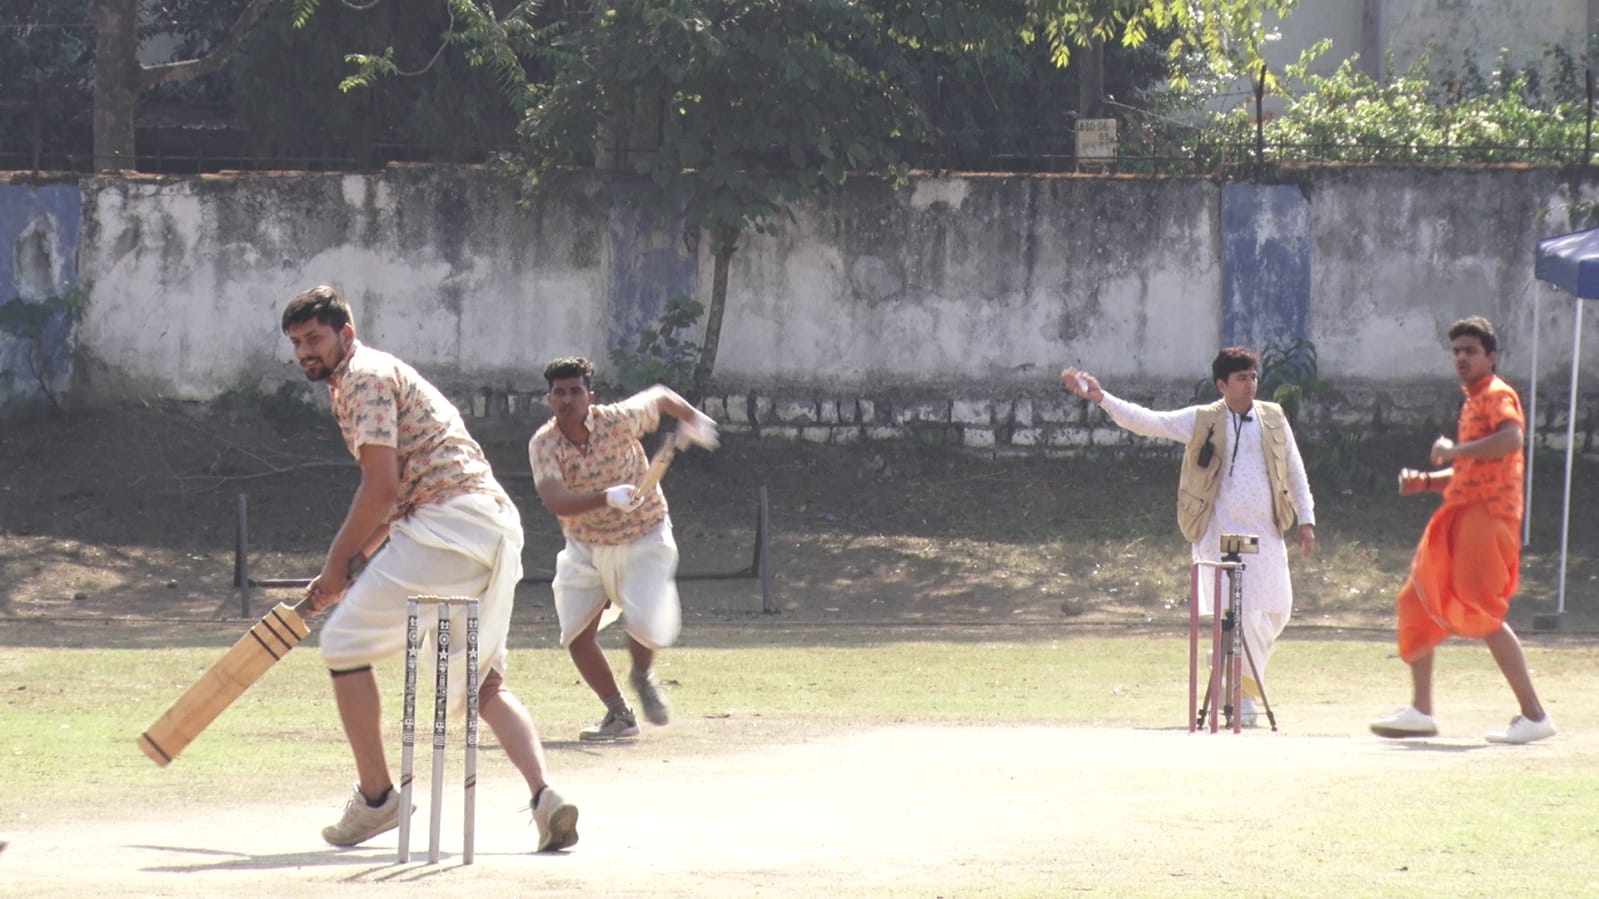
[1022,0,1297,85]
[1,1,97,167]
[433,0,956,393]
[1196,39,1599,165]
[512,1,928,243]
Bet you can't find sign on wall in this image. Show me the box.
[1075,119,1117,168]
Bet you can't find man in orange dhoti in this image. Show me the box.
[1370,317,1555,745]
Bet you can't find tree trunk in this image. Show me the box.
[92,0,140,172]
[1077,38,1105,119]
[93,0,285,173]
[692,231,737,402]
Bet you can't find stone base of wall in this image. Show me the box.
[448,380,1598,457]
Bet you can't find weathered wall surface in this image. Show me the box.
[1382,0,1590,74]
[1264,0,1594,80]
[75,169,617,402]
[4,165,1599,455]
[713,176,1220,387]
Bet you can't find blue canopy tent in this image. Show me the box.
[1530,227,1599,623]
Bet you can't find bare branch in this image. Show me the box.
[140,0,287,89]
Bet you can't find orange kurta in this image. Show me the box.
[1396,374,1525,661]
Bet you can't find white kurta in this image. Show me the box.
[1098,392,1316,691]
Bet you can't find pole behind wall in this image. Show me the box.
[235,493,251,618]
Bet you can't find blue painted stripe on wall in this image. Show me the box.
[606,179,700,358]
[1220,183,1310,352]
[0,182,82,408]
[0,183,82,297]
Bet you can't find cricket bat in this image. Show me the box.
[633,426,692,499]
[137,597,312,766]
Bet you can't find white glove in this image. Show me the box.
[605,484,637,510]
[681,410,719,450]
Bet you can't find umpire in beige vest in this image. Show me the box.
[1062,348,1316,726]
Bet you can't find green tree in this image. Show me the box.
[1013,1,1297,155]
[91,0,284,171]
[441,0,945,396]
[1192,41,1596,165]
[2,1,96,169]
[1022,0,1299,88]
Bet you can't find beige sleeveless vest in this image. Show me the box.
[1176,399,1300,543]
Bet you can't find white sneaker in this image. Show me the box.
[1239,698,1259,728]
[322,784,407,847]
[1370,706,1438,739]
[1486,714,1556,745]
[531,786,579,852]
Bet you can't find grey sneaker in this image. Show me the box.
[322,784,407,847]
[531,786,580,852]
[630,668,672,726]
[579,707,640,742]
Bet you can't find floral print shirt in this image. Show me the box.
[528,393,667,545]
[328,341,509,520]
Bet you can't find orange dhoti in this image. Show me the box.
[1396,502,1521,662]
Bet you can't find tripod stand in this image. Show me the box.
[1188,546,1277,733]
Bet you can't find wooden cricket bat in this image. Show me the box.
[633,426,691,498]
[137,598,312,766]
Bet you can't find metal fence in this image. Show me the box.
[3,94,1596,177]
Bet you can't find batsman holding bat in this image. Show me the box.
[529,357,719,742]
[283,286,578,852]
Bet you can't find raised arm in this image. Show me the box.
[1062,367,1196,443]
[637,384,718,448]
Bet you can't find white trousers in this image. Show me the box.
[553,519,681,650]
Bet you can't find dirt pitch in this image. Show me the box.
[12,716,1584,898]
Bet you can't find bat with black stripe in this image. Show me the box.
[138,553,366,765]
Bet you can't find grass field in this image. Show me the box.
[4,407,1598,895]
[3,619,1596,897]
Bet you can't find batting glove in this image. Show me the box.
[682,410,720,450]
[605,484,638,510]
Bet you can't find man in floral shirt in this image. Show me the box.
[282,285,578,853]
[1370,316,1555,745]
[529,357,718,742]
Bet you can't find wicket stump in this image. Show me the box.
[398,595,480,864]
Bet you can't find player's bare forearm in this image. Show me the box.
[327,471,395,566]
[639,384,699,424]
[535,478,609,517]
[309,447,398,609]
[1431,422,1522,466]
[1453,424,1524,460]
[1398,467,1452,495]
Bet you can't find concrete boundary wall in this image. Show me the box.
[3,166,1598,454]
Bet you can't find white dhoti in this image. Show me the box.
[320,493,524,715]
[1192,453,1296,700]
[552,519,681,650]
[1098,391,1314,703]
